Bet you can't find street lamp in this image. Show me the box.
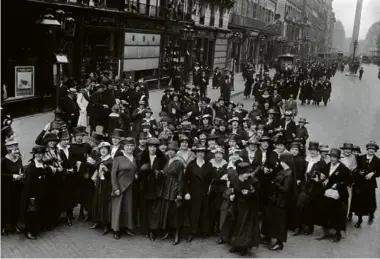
[350,40,358,74]
[230,32,241,91]
[180,24,196,84]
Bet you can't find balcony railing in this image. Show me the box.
[229,13,266,30]
[27,0,192,21]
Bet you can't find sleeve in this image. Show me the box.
[35,130,46,145]
[1,158,13,178]
[183,163,191,194]
[275,173,292,193]
[177,161,185,197]
[76,93,86,111]
[111,158,120,191]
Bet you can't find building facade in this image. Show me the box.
[363,22,380,56]
[331,20,346,52]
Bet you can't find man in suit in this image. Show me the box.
[220,74,231,102]
[89,85,108,136]
[278,110,297,142]
[59,88,79,134]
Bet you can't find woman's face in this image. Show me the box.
[261,141,269,150]
[100,147,109,156]
[48,141,58,148]
[309,149,318,157]
[148,145,157,155]
[34,153,44,161]
[173,96,178,101]
[214,152,223,161]
[276,144,285,153]
[290,147,299,156]
[202,119,209,125]
[180,141,188,149]
[124,144,135,154]
[343,148,352,156]
[257,129,264,136]
[61,138,70,146]
[196,151,205,159]
[167,149,176,158]
[75,135,83,143]
[208,140,216,149]
[219,125,226,132]
[112,138,120,145]
[242,172,250,180]
[330,155,339,163]
[139,138,147,146]
[145,113,151,118]
[159,145,167,153]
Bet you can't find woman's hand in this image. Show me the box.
[229,194,235,201]
[241,189,249,195]
[114,189,121,196]
[365,172,375,180]
[184,193,191,200]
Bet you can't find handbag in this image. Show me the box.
[324,188,340,200]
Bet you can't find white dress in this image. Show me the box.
[77,92,89,127]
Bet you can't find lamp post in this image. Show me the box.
[350,39,358,74]
[230,32,241,91]
[180,24,196,84]
[36,11,74,109]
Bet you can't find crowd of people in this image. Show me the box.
[1,61,379,257]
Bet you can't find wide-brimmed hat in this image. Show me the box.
[284,110,293,117]
[98,141,112,149]
[340,143,354,150]
[207,133,218,140]
[319,145,330,152]
[192,145,207,152]
[236,161,251,175]
[289,142,300,149]
[179,136,190,143]
[366,141,379,151]
[298,118,309,124]
[5,140,19,150]
[146,137,160,146]
[67,88,77,95]
[44,133,60,143]
[259,135,271,142]
[212,146,225,154]
[308,141,320,151]
[352,145,362,153]
[139,132,148,140]
[31,145,46,154]
[167,141,179,151]
[144,108,153,115]
[122,137,136,145]
[141,122,151,129]
[248,138,260,145]
[328,148,341,158]
[110,129,125,139]
[72,126,87,136]
[268,109,278,114]
[228,133,240,141]
[201,114,213,120]
[275,136,287,145]
[228,117,239,124]
[59,130,71,140]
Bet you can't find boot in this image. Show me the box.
[162,231,170,240]
[172,229,180,245]
[355,216,363,228]
[368,214,374,225]
[269,241,283,251]
[89,222,99,229]
[149,231,155,241]
[102,225,110,235]
[2,228,8,236]
[332,232,342,243]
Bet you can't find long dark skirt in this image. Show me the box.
[92,180,112,225]
[160,199,183,230]
[141,198,161,231]
[294,191,314,228]
[209,192,223,229]
[351,186,377,216]
[60,175,78,214]
[230,199,260,249]
[261,205,287,242]
[320,197,347,231]
[111,186,135,231]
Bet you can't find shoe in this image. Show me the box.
[82,215,89,222]
[355,218,363,228]
[172,229,180,245]
[25,232,37,240]
[125,229,134,236]
[293,230,303,236]
[304,230,313,235]
[162,232,170,240]
[260,236,270,245]
[149,232,155,241]
[332,234,341,243]
[269,243,283,251]
[229,247,236,253]
[67,218,72,226]
[14,225,22,233]
[102,226,109,235]
[114,232,120,240]
[217,239,225,244]
[368,215,374,225]
[2,228,8,236]
[347,213,352,221]
[187,235,193,243]
[316,234,330,240]
[89,223,99,229]
[239,249,248,256]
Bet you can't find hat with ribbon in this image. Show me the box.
[44,133,60,143]
[72,126,87,136]
[122,137,136,145]
[308,141,320,151]
[98,141,112,149]
[110,129,125,139]
[340,143,354,150]
[298,118,309,124]
[59,130,71,140]
[5,140,19,150]
[31,145,46,154]
[167,141,179,151]
[366,141,379,151]
[319,144,329,152]
[328,148,341,158]
[146,137,160,146]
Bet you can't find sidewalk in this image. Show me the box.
[13,73,251,164]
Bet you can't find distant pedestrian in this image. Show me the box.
[359,67,364,80]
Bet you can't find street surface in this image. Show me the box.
[2,65,380,257]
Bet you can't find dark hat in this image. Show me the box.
[167,141,179,151]
[141,122,151,129]
[308,141,320,151]
[328,148,341,158]
[203,97,211,104]
[179,135,189,143]
[352,145,361,153]
[161,116,172,124]
[228,101,236,108]
[92,132,105,142]
[59,130,70,140]
[248,138,260,145]
[110,129,125,139]
[256,124,266,131]
[298,118,309,124]
[139,132,148,139]
[5,140,19,150]
[340,143,354,150]
[236,161,251,175]
[144,108,153,115]
[122,137,136,145]
[207,133,218,140]
[31,145,46,154]
[192,145,207,152]
[289,142,300,149]
[276,136,287,145]
[228,133,239,141]
[159,138,169,146]
[366,141,379,151]
[319,145,329,152]
[44,133,60,143]
[72,126,87,136]
[259,135,271,142]
[146,137,160,146]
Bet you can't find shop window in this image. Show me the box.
[219,7,224,27]
[210,4,215,26]
[253,3,257,19]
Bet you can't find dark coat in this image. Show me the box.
[58,95,79,126]
[183,160,215,234]
[241,148,262,175]
[278,119,297,141]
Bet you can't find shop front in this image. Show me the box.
[213,29,230,70]
[193,29,216,69]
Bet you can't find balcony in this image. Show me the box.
[229,13,266,31]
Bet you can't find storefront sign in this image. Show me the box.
[196,30,216,39]
[83,16,117,27]
[14,66,34,98]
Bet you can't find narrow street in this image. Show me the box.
[2,65,380,258]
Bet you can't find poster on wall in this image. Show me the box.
[15,66,34,98]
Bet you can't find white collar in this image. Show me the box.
[34,159,44,168]
[5,154,19,163]
[57,143,70,150]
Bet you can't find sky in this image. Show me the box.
[332,0,380,39]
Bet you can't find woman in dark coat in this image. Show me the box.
[159,142,185,245]
[111,137,138,239]
[261,152,294,251]
[90,142,113,235]
[351,141,380,227]
[316,148,351,242]
[229,162,260,256]
[212,67,222,89]
[19,145,53,239]
[208,147,228,234]
[1,141,24,236]
[137,137,167,241]
[183,145,215,242]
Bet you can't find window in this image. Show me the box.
[210,4,215,26]
[219,7,224,27]
[253,3,257,18]
[200,5,206,25]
